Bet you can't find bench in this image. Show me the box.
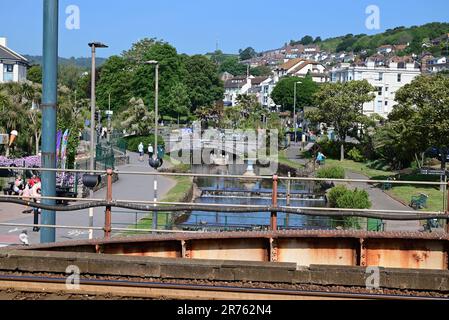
[410,193,428,210]
[382,178,393,191]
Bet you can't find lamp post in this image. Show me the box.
[88,42,108,239]
[145,60,160,231]
[293,80,302,143]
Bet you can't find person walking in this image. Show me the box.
[32,182,41,232]
[316,152,326,166]
[148,143,154,159]
[138,142,145,162]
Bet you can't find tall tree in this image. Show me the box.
[271,76,319,112]
[219,56,247,76]
[166,82,191,120]
[183,55,224,112]
[307,80,375,161]
[239,47,257,61]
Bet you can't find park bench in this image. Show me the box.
[382,178,393,191]
[410,193,429,210]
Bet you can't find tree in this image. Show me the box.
[122,37,158,64]
[115,98,155,136]
[271,76,319,112]
[392,75,449,170]
[300,35,314,45]
[314,37,322,43]
[28,65,42,84]
[219,56,247,76]
[58,64,85,91]
[183,55,224,112]
[96,55,132,112]
[166,82,191,120]
[307,80,375,161]
[239,47,257,61]
[250,65,272,77]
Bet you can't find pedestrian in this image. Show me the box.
[138,142,144,162]
[32,182,41,232]
[148,143,154,159]
[316,152,326,166]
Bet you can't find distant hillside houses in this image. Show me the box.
[0,37,29,83]
[226,31,449,117]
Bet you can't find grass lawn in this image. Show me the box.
[324,159,446,212]
[123,158,194,234]
[325,159,395,179]
[278,149,304,169]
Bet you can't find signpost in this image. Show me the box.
[420,169,448,176]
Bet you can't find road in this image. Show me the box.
[0,152,176,246]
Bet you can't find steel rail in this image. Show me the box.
[0,166,446,186]
[0,274,444,301]
[0,197,447,220]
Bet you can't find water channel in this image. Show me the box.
[174,162,333,231]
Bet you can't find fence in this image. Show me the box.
[0,166,448,241]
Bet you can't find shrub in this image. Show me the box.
[316,166,345,179]
[328,185,349,207]
[348,148,365,162]
[120,135,165,153]
[336,188,372,209]
[328,186,372,209]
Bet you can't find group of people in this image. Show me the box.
[138,142,155,162]
[9,175,42,232]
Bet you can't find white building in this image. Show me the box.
[427,57,449,73]
[0,37,29,83]
[274,58,327,83]
[224,75,276,109]
[329,60,421,117]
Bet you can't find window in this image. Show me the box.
[385,87,389,92]
[4,64,14,72]
[3,64,14,82]
[377,87,382,96]
[385,101,388,106]
[397,74,402,82]
[378,73,383,81]
[376,101,383,113]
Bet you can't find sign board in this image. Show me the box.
[0,134,8,145]
[105,110,114,116]
[420,169,448,176]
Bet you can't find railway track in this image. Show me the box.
[0,274,445,300]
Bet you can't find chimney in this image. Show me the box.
[0,37,7,48]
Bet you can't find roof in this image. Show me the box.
[224,77,247,89]
[251,76,269,86]
[277,58,306,71]
[0,45,28,64]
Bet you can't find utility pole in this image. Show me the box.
[41,0,59,244]
[88,42,108,239]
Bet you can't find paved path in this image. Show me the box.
[284,144,421,232]
[0,152,176,246]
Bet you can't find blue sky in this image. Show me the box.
[1,0,449,58]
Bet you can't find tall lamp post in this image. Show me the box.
[293,80,302,143]
[145,60,160,231]
[88,42,108,239]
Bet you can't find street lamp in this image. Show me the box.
[293,80,302,143]
[88,41,108,239]
[145,60,160,231]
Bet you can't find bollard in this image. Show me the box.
[104,169,113,239]
[271,175,278,231]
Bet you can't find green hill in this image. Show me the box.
[24,55,107,68]
[293,22,449,55]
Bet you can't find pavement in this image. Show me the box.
[0,152,176,246]
[285,144,421,232]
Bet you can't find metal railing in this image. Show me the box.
[0,166,448,240]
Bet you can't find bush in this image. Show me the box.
[318,140,359,160]
[120,135,165,153]
[348,148,365,162]
[316,166,345,179]
[328,185,349,207]
[328,186,372,209]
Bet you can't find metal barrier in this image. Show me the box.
[0,166,448,239]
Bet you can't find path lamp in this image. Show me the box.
[145,60,162,231]
[88,42,108,239]
[293,80,302,143]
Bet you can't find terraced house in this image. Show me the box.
[0,37,29,83]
